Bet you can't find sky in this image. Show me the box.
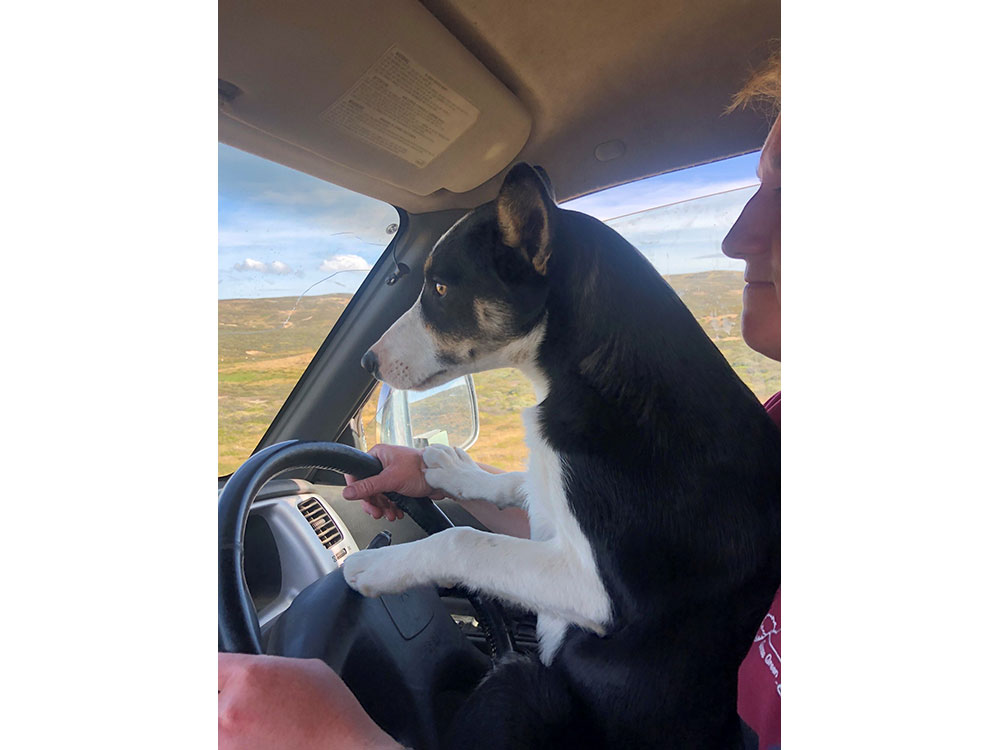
[218,144,760,299]
[218,144,400,300]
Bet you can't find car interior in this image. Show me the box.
[219,1,780,746]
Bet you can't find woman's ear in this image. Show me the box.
[496,163,556,275]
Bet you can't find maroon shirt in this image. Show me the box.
[738,391,781,749]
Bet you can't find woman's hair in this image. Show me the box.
[725,49,780,118]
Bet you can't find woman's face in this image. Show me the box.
[722,115,781,361]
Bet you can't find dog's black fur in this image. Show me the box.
[429,164,779,749]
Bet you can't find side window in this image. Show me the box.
[589,166,780,402]
[355,153,778,472]
[357,369,535,470]
[218,144,399,476]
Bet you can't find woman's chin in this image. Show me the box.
[740,296,780,361]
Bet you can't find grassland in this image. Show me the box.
[218,294,351,474]
[219,271,780,475]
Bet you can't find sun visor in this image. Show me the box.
[219,0,531,197]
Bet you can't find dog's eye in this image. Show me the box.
[434,282,448,297]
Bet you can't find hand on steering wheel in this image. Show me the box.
[343,444,445,522]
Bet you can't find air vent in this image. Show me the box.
[297,498,343,551]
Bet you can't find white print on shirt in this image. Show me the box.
[753,613,781,697]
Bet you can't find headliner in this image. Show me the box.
[219,0,779,212]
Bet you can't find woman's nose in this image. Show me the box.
[722,190,770,259]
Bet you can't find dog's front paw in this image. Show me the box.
[341,547,417,597]
[422,444,490,500]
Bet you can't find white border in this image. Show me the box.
[5,2,999,746]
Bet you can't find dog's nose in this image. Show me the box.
[360,350,380,378]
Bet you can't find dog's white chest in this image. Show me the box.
[521,406,571,541]
[521,406,610,663]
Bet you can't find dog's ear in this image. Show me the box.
[531,165,555,196]
[496,163,556,275]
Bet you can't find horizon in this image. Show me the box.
[217,266,745,303]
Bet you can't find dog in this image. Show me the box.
[342,163,780,749]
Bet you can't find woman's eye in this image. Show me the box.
[434,282,448,297]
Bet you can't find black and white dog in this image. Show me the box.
[342,163,780,749]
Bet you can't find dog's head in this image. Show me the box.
[363,163,556,390]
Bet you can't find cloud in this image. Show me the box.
[320,254,371,273]
[233,258,293,274]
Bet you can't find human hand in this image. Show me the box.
[343,444,445,521]
[218,652,402,750]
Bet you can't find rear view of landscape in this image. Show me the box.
[218,270,780,475]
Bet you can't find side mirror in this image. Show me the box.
[375,375,480,450]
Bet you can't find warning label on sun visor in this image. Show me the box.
[321,46,480,169]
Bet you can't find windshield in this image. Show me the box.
[218,144,399,475]
[219,149,778,476]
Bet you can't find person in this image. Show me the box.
[721,52,782,750]
[218,652,403,750]
[219,56,782,750]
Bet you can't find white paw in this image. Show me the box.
[422,445,491,500]
[341,547,417,597]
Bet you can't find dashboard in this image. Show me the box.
[227,477,538,653]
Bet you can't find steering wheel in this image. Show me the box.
[218,440,514,748]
